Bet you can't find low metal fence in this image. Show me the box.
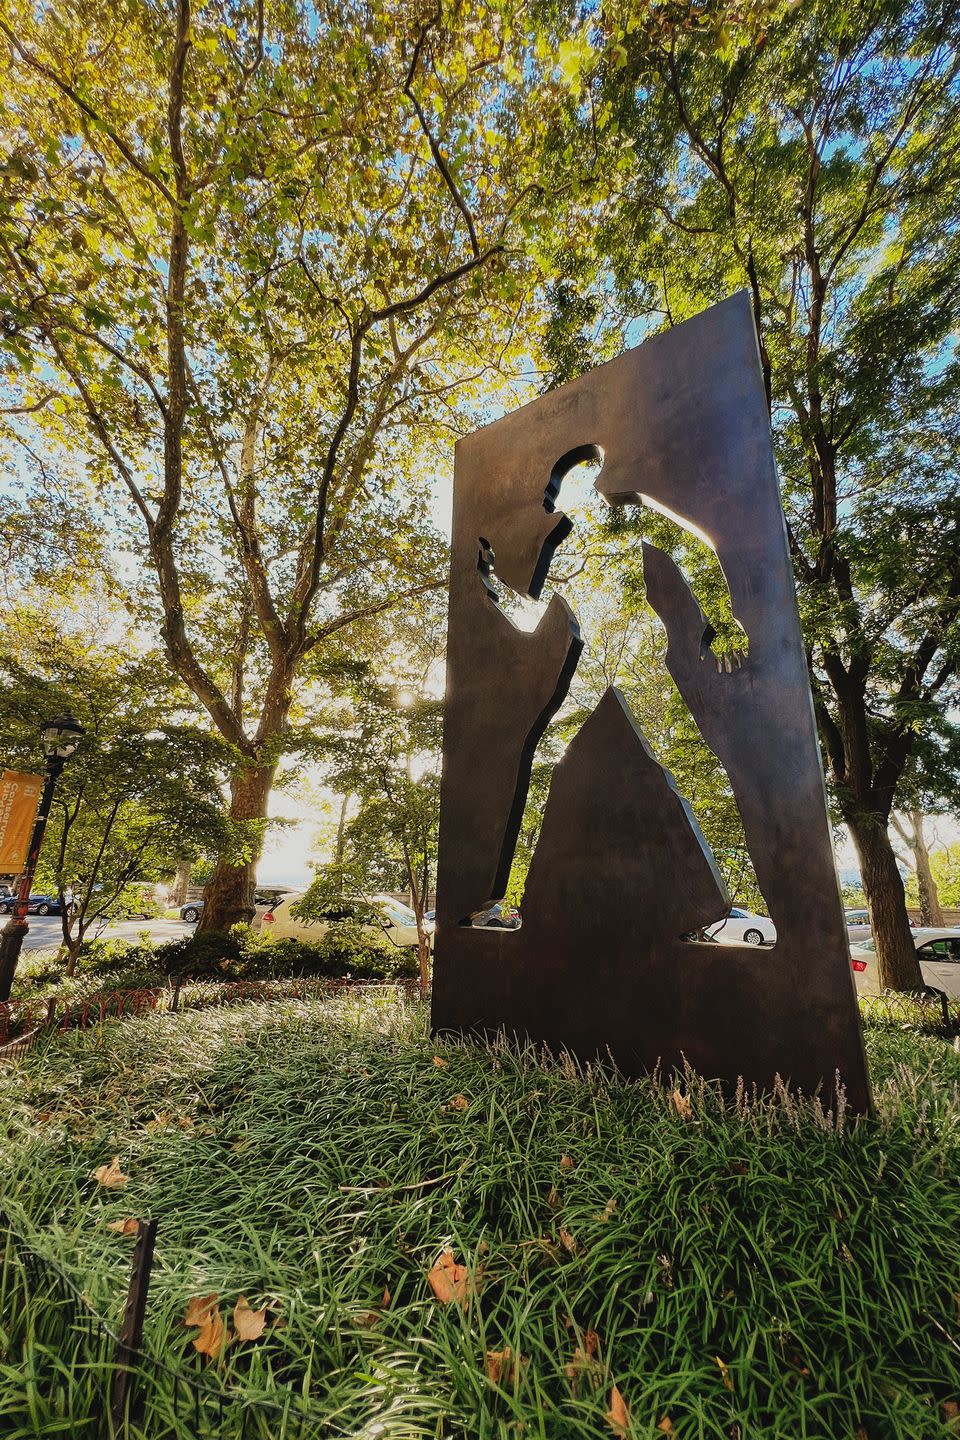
[1,1205,343,1438]
[857,985,960,1036]
[0,975,422,1053]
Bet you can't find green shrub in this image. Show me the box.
[8,922,418,1007]
[153,921,417,982]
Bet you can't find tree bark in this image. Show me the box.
[197,764,276,932]
[64,935,82,978]
[170,857,191,908]
[847,812,923,990]
[911,813,944,927]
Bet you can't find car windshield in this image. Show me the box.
[376,896,416,925]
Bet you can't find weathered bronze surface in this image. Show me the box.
[432,291,871,1113]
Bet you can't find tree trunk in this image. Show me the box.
[909,809,944,927]
[170,858,191,908]
[334,793,350,867]
[848,812,923,990]
[197,765,276,933]
[64,935,82,977]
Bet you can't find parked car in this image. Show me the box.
[844,909,871,942]
[0,893,73,916]
[706,907,776,946]
[470,902,521,929]
[844,907,914,942]
[850,928,960,998]
[261,892,433,949]
[180,892,278,925]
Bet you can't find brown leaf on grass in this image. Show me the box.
[36,1112,54,1124]
[943,1401,960,1422]
[93,1156,128,1188]
[183,1293,219,1327]
[427,1250,481,1305]
[564,1330,602,1394]
[728,1161,748,1176]
[559,1154,574,1170]
[448,1094,469,1111]
[382,1286,392,1306]
[486,1346,528,1385]
[192,1308,229,1358]
[671,1089,693,1121]
[715,1356,733,1391]
[106,1217,139,1236]
[854,1429,869,1440]
[605,1384,631,1436]
[596,1198,617,1223]
[432,1056,448,1068]
[559,1227,578,1254]
[233,1297,267,1342]
[547,1185,561,1209]
[358,1311,380,1329]
[656,1418,675,1434]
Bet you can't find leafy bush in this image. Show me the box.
[152,921,416,981]
[10,923,418,1006]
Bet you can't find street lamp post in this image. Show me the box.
[0,712,84,1003]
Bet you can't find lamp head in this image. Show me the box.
[40,712,85,761]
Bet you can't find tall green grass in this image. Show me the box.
[1,993,959,1438]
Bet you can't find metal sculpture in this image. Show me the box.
[432,292,871,1113]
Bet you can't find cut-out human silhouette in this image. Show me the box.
[433,292,871,1113]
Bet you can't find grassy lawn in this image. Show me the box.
[1,991,959,1439]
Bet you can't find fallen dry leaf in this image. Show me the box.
[559,1154,574,1170]
[606,1384,630,1436]
[671,1089,693,1121]
[596,1198,618,1222]
[93,1156,128,1188]
[486,1346,527,1385]
[358,1311,380,1329]
[715,1356,733,1392]
[192,1308,229,1358]
[427,1250,480,1305]
[36,1112,53,1123]
[432,1056,448,1068]
[559,1227,578,1254]
[233,1296,267,1342]
[564,1330,602,1394]
[547,1185,561,1208]
[448,1094,469,1111]
[656,1418,675,1435]
[943,1401,959,1422]
[183,1293,219,1327]
[854,1429,869,1440]
[382,1285,392,1306]
[106,1217,139,1236]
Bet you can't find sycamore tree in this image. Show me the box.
[0,0,581,930]
[0,620,226,982]
[546,0,960,988]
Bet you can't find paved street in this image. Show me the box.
[15,915,195,953]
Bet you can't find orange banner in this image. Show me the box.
[0,770,43,873]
